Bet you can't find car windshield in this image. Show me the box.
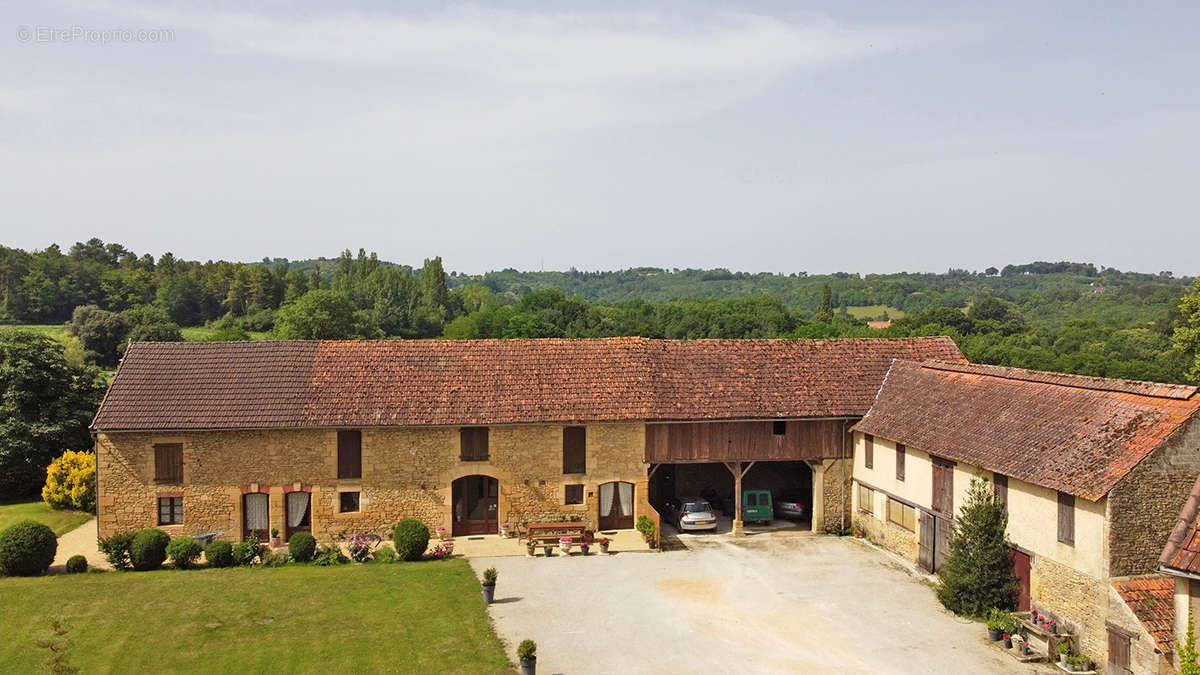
[683,501,712,513]
[780,492,805,501]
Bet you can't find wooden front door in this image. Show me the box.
[452,475,498,536]
[243,492,270,542]
[934,516,952,572]
[285,491,311,540]
[1011,548,1032,611]
[919,510,935,572]
[599,481,635,530]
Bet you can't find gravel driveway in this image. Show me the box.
[472,532,1047,674]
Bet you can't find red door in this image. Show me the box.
[1010,548,1031,611]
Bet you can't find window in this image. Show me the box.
[564,484,584,505]
[895,443,906,482]
[460,427,489,461]
[864,434,874,469]
[1057,491,1075,546]
[562,426,586,474]
[994,474,1008,511]
[337,430,362,479]
[339,491,360,513]
[932,457,954,515]
[772,421,787,436]
[154,443,183,484]
[157,497,183,525]
[887,498,916,531]
[857,483,875,515]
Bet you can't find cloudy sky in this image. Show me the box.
[2,1,1198,274]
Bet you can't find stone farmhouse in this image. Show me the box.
[90,337,963,544]
[853,360,1200,674]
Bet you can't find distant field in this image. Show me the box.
[180,327,268,341]
[845,305,905,320]
[2,325,267,342]
[0,324,68,337]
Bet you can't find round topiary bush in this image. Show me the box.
[65,554,88,574]
[165,537,203,569]
[393,519,430,561]
[204,540,234,568]
[129,528,171,571]
[288,532,317,563]
[0,520,58,577]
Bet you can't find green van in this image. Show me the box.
[740,489,773,524]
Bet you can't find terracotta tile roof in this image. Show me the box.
[853,360,1200,500]
[91,336,964,432]
[1113,577,1175,653]
[1159,474,1200,576]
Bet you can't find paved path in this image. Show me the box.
[51,517,110,572]
[473,532,1050,674]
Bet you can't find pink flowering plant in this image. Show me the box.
[347,534,375,563]
[430,541,455,560]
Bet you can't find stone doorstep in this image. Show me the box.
[1052,663,1096,675]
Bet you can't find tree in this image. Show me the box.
[273,290,379,339]
[814,284,834,323]
[155,274,205,325]
[41,449,96,512]
[1175,279,1200,383]
[121,305,183,345]
[0,332,106,499]
[936,474,1017,616]
[69,305,129,366]
[1182,609,1200,675]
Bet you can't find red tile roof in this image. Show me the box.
[853,361,1200,500]
[91,336,965,432]
[1160,475,1200,576]
[1112,577,1175,653]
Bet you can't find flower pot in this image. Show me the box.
[599,543,609,554]
[647,539,658,549]
[1049,624,1057,634]
[526,545,535,558]
[543,546,553,557]
[1020,645,1030,656]
[520,658,536,675]
[988,628,1002,641]
[1003,637,1013,649]
[436,529,447,541]
[271,537,282,548]
[580,545,589,555]
[500,526,510,538]
[1058,654,1067,666]
[559,543,572,554]
[481,585,495,604]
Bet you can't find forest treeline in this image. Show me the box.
[1,238,1198,385]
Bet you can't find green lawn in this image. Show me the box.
[845,305,906,320]
[0,501,91,536]
[0,561,510,673]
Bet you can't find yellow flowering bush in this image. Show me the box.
[41,450,96,512]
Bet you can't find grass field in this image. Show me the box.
[0,560,510,673]
[0,501,91,536]
[1,324,267,342]
[845,305,906,320]
[0,324,69,337]
[179,327,268,341]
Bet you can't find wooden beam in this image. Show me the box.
[647,464,661,479]
[740,461,756,478]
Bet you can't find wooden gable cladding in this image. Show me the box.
[644,418,851,463]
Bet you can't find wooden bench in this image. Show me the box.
[525,522,589,546]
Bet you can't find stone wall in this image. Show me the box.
[852,504,919,563]
[96,423,649,542]
[1107,580,1175,675]
[820,458,852,533]
[1030,554,1110,665]
[1108,419,1200,577]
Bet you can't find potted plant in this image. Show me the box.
[270,527,281,547]
[986,609,1005,641]
[1030,609,1038,624]
[436,526,447,541]
[1002,633,1012,649]
[597,536,610,554]
[636,516,657,548]
[1047,619,1057,635]
[543,543,554,557]
[1004,613,1022,638]
[559,537,573,554]
[1065,654,1081,672]
[500,522,511,538]
[1057,642,1070,666]
[580,539,590,555]
[481,567,497,604]
[1019,640,1030,656]
[517,639,536,675]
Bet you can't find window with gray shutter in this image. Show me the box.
[1057,491,1075,546]
[864,434,874,469]
[896,444,906,481]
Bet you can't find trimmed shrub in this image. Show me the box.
[517,639,536,663]
[129,528,170,571]
[66,554,88,574]
[41,449,97,512]
[165,537,203,569]
[98,531,135,570]
[373,544,397,564]
[288,532,317,563]
[0,520,58,577]
[312,543,349,566]
[392,519,430,561]
[204,540,234,568]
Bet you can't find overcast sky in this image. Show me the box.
[2,1,1198,275]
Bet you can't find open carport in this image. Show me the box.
[650,460,814,531]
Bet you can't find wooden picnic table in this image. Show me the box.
[525,522,589,545]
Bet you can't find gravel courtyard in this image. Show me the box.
[473,532,1047,674]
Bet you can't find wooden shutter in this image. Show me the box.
[864,434,874,469]
[562,427,586,474]
[932,458,953,515]
[1057,491,1075,546]
[895,444,906,481]
[1107,627,1132,675]
[460,427,489,461]
[337,430,362,479]
[154,444,183,483]
[994,474,1008,511]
